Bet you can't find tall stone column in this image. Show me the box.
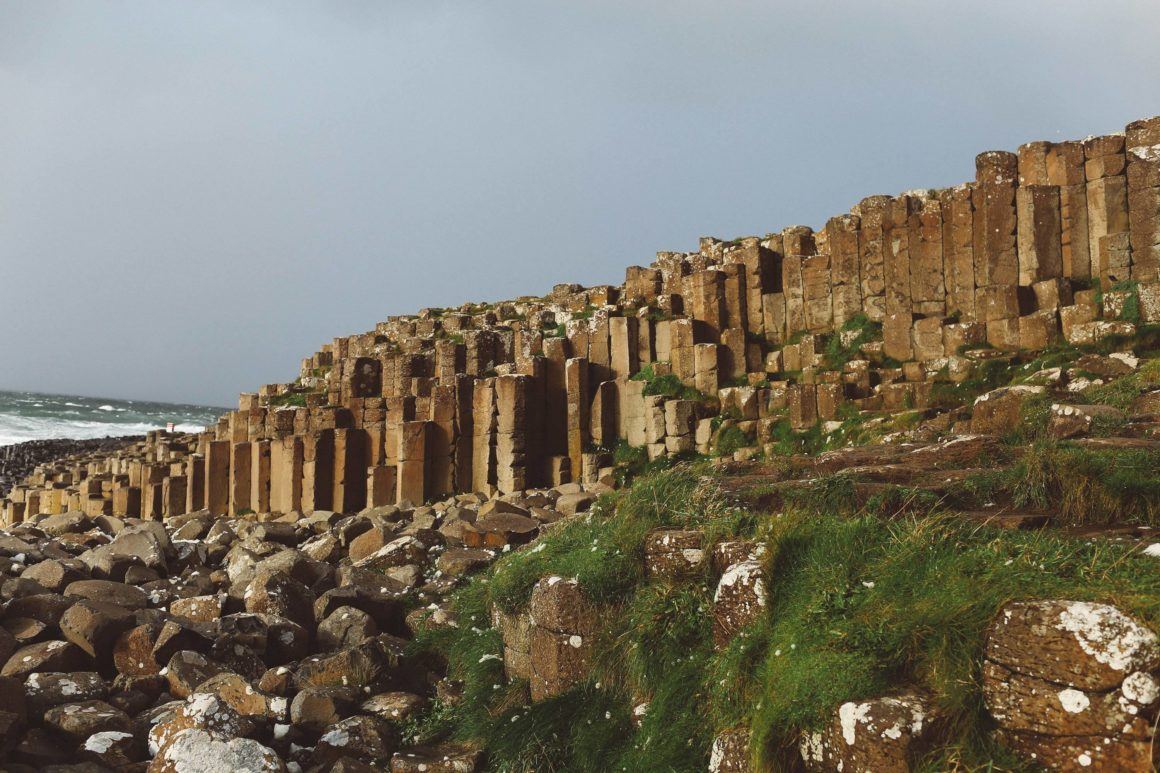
[909,195,946,315]
[974,151,1020,288]
[270,436,303,515]
[1016,184,1063,286]
[826,214,862,328]
[857,196,891,321]
[542,337,570,461]
[184,454,205,513]
[683,269,725,343]
[453,374,475,494]
[427,386,457,500]
[608,316,639,380]
[1045,141,1090,280]
[565,357,590,482]
[495,374,530,494]
[941,185,976,319]
[1084,134,1130,283]
[204,440,230,516]
[229,442,252,516]
[472,377,497,494]
[397,420,428,505]
[333,428,369,514]
[302,430,334,514]
[1127,116,1160,282]
[249,439,271,515]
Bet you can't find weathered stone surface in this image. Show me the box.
[709,728,751,772]
[643,529,706,579]
[713,560,766,649]
[148,729,285,773]
[527,576,598,700]
[44,699,131,741]
[984,600,1160,771]
[390,743,483,772]
[800,691,939,772]
[3,640,90,677]
[970,385,1044,435]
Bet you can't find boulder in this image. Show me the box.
[527,576,598,700]
[312,714,399,768]
[147,729,285,772]
[799,691,939,772]
[712,560,767,649]
[244,571,315,632]
[643,529,706,579]
[709,728,751,772]
[983,600,1160,770]
[971,385,1044,435]
[462,513,539,549]
[2,640,90,677]
[389,743,483,772]
[24,671,108,713]
[60,599,136,661]
[43,699,132,741]
[317,606,378,651]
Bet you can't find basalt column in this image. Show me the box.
[974,152,1021,349]
[1127,116,1160,281]
[495,374,530,495]
[270,436,303,514]
[204,440,230,516]
[229,441,252,516]
[397,420,429,505]
[1084,134,1131,283]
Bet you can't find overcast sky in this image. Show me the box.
[2,1,1158,407]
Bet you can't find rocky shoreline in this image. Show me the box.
[1,438,142,497]
[0,479,601,770]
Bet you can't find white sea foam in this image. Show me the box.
[0,390,220,447]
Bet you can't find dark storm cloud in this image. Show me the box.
[1,1,1158,405]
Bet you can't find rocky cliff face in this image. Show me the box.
[0,117,1158,771]
[5,116,1160,528]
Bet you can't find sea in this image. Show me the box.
[0,390,225,447]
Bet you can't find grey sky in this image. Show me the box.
[2,1,1158,407]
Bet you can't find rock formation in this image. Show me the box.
[0,116,1158,771]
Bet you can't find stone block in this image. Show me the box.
[713,560,766,649]
[694,343,719,396]
[974,151,1019,288]
[1016,184,1063,284]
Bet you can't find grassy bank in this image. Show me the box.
[407,464,1160,771]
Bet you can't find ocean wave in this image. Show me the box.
[0,419,209,447]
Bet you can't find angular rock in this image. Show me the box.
[643,529,706,579]
[799,691,939,772]
[44,699,132,741]
[389,743,483,772]
[713,560,767,649]
[312,714,399,768]
[2,640,90,677]
[147,729,285,772]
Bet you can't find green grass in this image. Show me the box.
[1082,357,1160,411]
[630,363,704,401]
[713,509,1160,769]
[714,424,755,457]
[268,391,308,408]
[953,441,1160,526]
[823,314,882,370]
[408,464,1160,771]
